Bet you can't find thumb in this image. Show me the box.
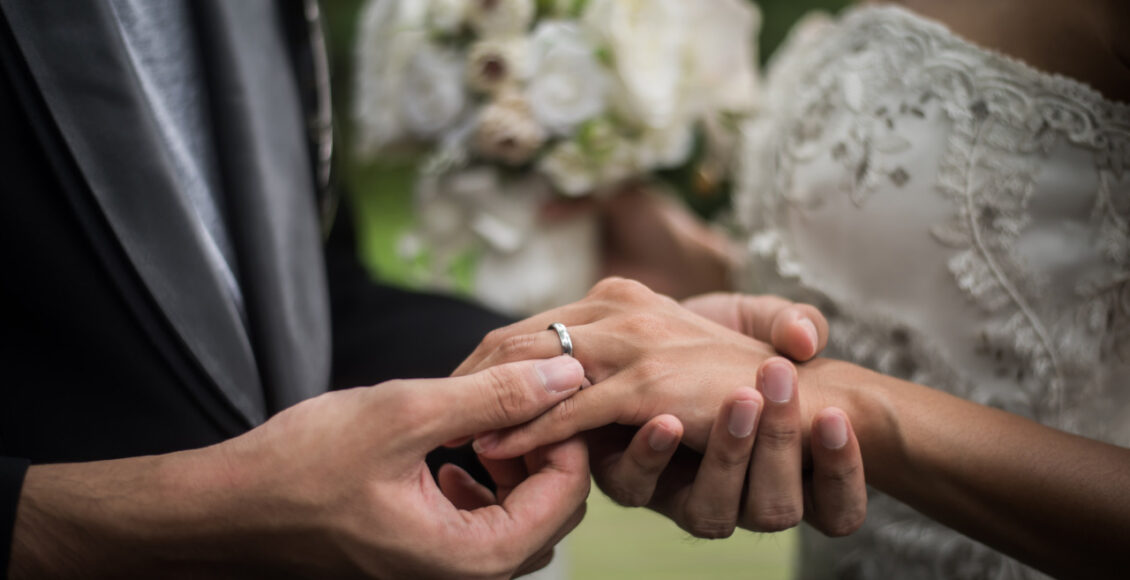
[416,356,585,449]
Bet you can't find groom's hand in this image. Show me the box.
[12,358,589,579]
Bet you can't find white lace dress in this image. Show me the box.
[735,5,1130,579]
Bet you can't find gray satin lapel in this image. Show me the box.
[195,0,331,412]
[0,0,266,425]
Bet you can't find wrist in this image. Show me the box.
[798,358,907,483]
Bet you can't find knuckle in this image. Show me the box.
[757,420,802,452]
[591,277,652,303]
[478,367,533,424]
[821,506,867,537]
[746,502,803,533]
[604,480,653,508]
[497,333,538,360]
[481,327,510,350]
[682,512,738,539]
[550,395,580,424]
[823,460,864,486]
[711,448,753,473]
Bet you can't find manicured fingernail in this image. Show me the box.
[728,399,759,438]
[648,425,678,452]
[762,361,794,404]
[473,432,498,454]
[536,356,583,394]
[798,318,819,352]
[819,413,849,450]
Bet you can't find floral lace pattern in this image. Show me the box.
[736,5,1130,579]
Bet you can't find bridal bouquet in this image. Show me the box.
[353,0,761,314]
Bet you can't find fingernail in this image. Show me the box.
[473,432,498,454]
[536,356,583,394]
[819,413,849,450]
[762,361,794,404]
[728,399,759,438]
[798,318,819,352]
[648,425,678,452]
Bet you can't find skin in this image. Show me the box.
[9,358,591,579]
[459,280,868,538]
[465,279,1130,578]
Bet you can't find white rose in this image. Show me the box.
[467,0,535,38]
[584,0,686,129]
[635,122,695,170]
[400,43,468,138]
[472,92,547,166]
[526,21,609,136]
[466,38,530,94]
[427,0,469,34]
[540,129,639,197]
[539,141,597,197]
[352,0,433,154]
[683,0,761,114]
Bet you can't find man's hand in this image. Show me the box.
[11,357,589,579]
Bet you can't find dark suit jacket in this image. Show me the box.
[0,1,509,573]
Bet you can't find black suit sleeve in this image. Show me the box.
[324,196,515,389]
[0,458,29,578]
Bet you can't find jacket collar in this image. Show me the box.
[0,0,332,425]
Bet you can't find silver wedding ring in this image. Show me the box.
[548,323,574,357]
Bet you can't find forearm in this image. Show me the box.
[9,448,314,579]
[805,359,1130,577]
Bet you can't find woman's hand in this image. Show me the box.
[588,359,866,538]
[545,187,737,300]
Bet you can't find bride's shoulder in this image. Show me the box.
[762,3,1130,130]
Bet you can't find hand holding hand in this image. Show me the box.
[12,358,590,579]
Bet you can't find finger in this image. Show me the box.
[679,388,762,539]
[471,437,591,564]
[514,503,586,577]
[738,295,829,361]
[474,373,628,459]
[417,356,585,448]
[437,463,497,510]
[453,308,582,377]
[807,408,867,537]
[599,415,684,507]
[743,358,804,532]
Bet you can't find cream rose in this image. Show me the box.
[466,38,530,94]
[472,92,547,166]
[467,0,535,38]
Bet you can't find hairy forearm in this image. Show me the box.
[804,359,1130,578]
[8,448,316,579]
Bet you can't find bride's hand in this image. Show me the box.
[546,187,737,300]
[455,277,830,457]
[586,359,866,538]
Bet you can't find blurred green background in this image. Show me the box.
[321,1,850,577]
